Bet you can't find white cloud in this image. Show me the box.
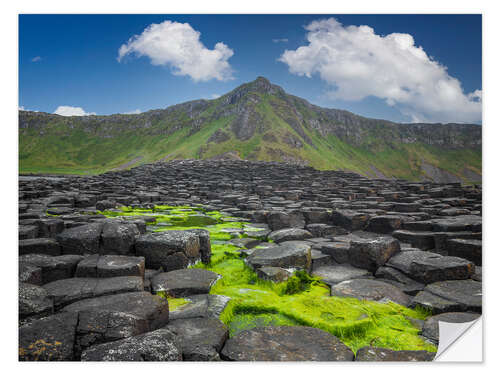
[122,109,142,114]
[279,18,482,123]
[272,38,288,43]
[19,106,25,111]
[118,20,234,82]
[209,94,221,99]
[31,56,41,62]
[54,106,96,116]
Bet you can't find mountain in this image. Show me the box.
[19,77,482,183]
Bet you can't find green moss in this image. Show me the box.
[101,205,437,354]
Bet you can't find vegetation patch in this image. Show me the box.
[102,205,437,354]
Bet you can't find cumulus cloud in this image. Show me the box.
[279,18,482,123]
[31,56,41,62]
[54,106,96,116]
[272,38,288,43]
[209,94,221,99]
[19,106,25,111]
[118,20,234,82]
[122,109,142,114]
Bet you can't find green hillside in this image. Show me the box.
[19,77,481,183]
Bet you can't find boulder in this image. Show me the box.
[151,268,220,297]
[220,326,354,361]
[81,328,182,361]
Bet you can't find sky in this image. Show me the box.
[19,14,482,123]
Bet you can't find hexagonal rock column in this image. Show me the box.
[355,347,435,361]
[135,230,200,271]
[151,268,220,297]
[81,329,182,361]
[246,241,311,271]
[220,326,354,361]
[330,278,411,306]
[348,237,401,272]
[75,255,145,278]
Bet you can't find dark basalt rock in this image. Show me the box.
[63,291,169,330]
[355,346,435,361]
[80,328,182,361]
[167,317,229,361]
[43,276,144,308]
[330,278,411,306]
[256,266,291,282]
[19,312,79,361]
[75,255,145,278]
[446,238,482,265]
[19,238,61,256]
[246,241,311,270]
[348,237,400,272]
[312,265,372,286]
[19,282,53,318]
[151,268,220,297]
[17,159,483,361]
[19,254,84,284]
[267,227,313,243]
[135,230,200,270]
[100,221,140,255]
[220,326,354,361]
[57,223,104,255]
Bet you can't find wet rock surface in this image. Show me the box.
[18,160,482,361]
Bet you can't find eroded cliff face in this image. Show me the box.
[19,77,481,183]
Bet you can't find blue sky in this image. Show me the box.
[19,14,482,123]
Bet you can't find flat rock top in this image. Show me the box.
[355,346,435,361]
[81,328,182,361]
[330,278,411,306]
[312,265,372,286]
[220,326,354,361]
[62,291,169,328]
[151,268,220,297]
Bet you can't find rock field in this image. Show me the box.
[18,160,482,361]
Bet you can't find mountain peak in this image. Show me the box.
[242,76,284,96]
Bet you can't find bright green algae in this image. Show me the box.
[101,205,436,354]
